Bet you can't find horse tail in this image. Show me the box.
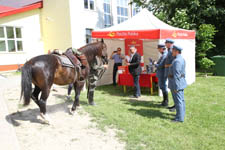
[20,62,33,106]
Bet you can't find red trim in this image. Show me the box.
[92,29,160,39]
[0,64,23,72]
[0,2,43,18]
[0,5,15,13]
[92,29,196,39]
[160,29,196,39]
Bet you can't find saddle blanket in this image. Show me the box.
[53,54,75,68]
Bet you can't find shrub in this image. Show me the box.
[199,57,215,76]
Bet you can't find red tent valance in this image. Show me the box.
[92,29,195,40]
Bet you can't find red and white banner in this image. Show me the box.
[125,39,144,68]
[92,29,195,39]
[125,39,143,55]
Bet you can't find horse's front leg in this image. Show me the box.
[70,81,85,115]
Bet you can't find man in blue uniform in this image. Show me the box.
[110,47,125,86]
[164,39,175,108]
[168,45,187,123]
[154,44,168,105]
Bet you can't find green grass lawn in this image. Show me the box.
[78,75,225,150]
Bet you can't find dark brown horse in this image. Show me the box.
[20,40,108,124]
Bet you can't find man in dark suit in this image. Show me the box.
[127,46,142,98]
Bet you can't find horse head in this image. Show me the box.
[98,39,108,65]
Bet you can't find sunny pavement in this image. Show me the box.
[0,74,21,150]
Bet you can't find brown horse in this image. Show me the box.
[20,40,108,124]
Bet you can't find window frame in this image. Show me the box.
[117,0,129,24]
[84,0,96,11]
[85,28,93,44]
[0,26,23,53]
[103,0,112,28]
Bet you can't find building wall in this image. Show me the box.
[41,0,72,53]
[0,9,44,71]
[69,0,134,49]
[69,0,103,49]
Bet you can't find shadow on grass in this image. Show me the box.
[121,98,173,120]
[128,108,173,120]
[121,98,161,108]
[96,84,158,97]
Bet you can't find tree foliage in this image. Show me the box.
[196,24,216,60]
[133,0,225,65]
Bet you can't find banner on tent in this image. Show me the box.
[125,39,144,68]
[92,29,195,39]
[125,39,143,55]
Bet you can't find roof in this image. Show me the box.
[92,9,195,39]
[0,0,43,18]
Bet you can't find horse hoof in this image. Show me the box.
[69,109,76,115]
[40,113,51,125]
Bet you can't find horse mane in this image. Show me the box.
[79,42,104,63]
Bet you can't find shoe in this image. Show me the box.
[171,119,183,123]
[161,101,168,107]
[167,105,175,109]
[161,92,168,106]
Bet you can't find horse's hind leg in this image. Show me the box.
[31,85,41,105]
[38,87,51,124]
[70,81,85,114]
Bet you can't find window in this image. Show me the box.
[117,0,129,24]
[132,3,140,16]
[84,0,95,10]
[0,26,23,52]
[85,28,93,44]
[104,0,112,28]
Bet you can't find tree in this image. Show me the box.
[133,0,225,64]
[196,24,217,61]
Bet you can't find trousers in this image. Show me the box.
[158,77,168,93]
[113,63,122,85]
[171,90,185,122]
[132,75,141,97]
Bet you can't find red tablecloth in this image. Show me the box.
[118,73,158,88]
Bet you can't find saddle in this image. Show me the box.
[51,48,88,81]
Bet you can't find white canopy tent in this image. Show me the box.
[92,9,196,86]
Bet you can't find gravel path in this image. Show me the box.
[1,74,125,150]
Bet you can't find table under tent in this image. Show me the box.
[92,9,196,89]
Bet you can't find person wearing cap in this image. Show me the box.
[164,39,175,108]
[127,46,142,98]
[110,47,125,86]
[168,45,187,123]
[154,44,168,105]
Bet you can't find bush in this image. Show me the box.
[199,57,215,76]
